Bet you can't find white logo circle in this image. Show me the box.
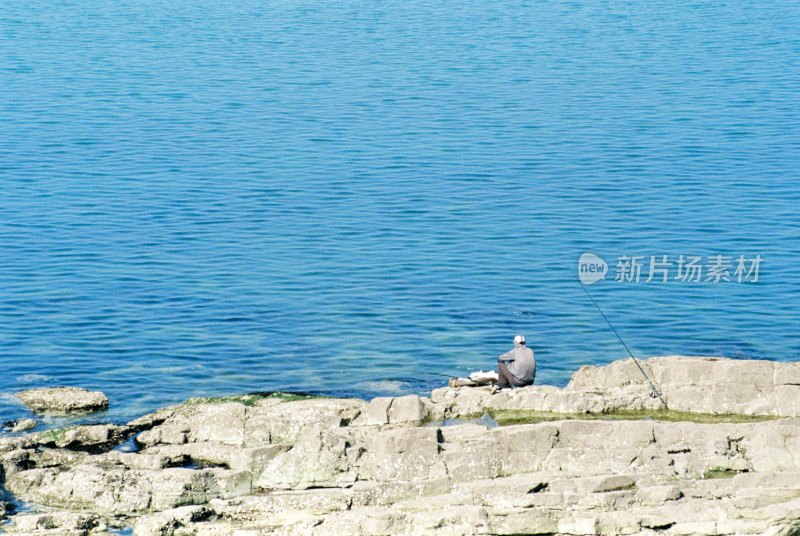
[578,253,608,285]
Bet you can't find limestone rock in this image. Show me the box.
[2,511,110,535]
[6,462,247,514]
[244,398,365,446]
[135,401,247,448]
[431,385,494,417]
[2,419,37,433]
[132,505,214,536]
[127,405,179,431]
[135,397,364,452]
[488,507,559,535]
[257,427,360,490]
[350,478,453,508]
[143,441,288,473]
[588,475,636,494]
[440,424,505,481]
[203,487,353,533]
[29,424,131,452]
[362,396,392,425]
[434,355,800,420]
[388,395,429,425]
[15,387,109,414]
[358,427,447,483]
[359,395,429,426]
[637,484,683,504]
[568,356,794,417]
[7,357,800,535]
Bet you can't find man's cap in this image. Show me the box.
[514,335,526,345]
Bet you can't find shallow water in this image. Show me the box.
[1,0,798,423]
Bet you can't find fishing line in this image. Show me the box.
[578,281,668,409]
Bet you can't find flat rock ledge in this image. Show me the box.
[2,356,800,535]
[1,420,37,434]
[15,388,109,415]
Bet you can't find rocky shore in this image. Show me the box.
[3,356,800,535]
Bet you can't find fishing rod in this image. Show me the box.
[382,371,467,382]
[408,371,462,380]
[578,281,668,409]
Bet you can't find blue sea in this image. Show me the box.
[1,0,798,424]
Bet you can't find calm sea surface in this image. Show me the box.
[1,0,799,423]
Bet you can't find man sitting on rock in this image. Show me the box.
[497,335,536,390]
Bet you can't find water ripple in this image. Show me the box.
[1,0,798,422]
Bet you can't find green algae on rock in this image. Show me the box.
[488,408,779,426]
[184,391,322,407]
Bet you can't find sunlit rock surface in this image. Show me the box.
[2,356,800,535]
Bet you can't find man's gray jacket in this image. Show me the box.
[498,344,536,384]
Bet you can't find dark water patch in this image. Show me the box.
[1,491,35,518]
[703,468,748,479]
[182,460,231,470]
[427,413,500,428]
